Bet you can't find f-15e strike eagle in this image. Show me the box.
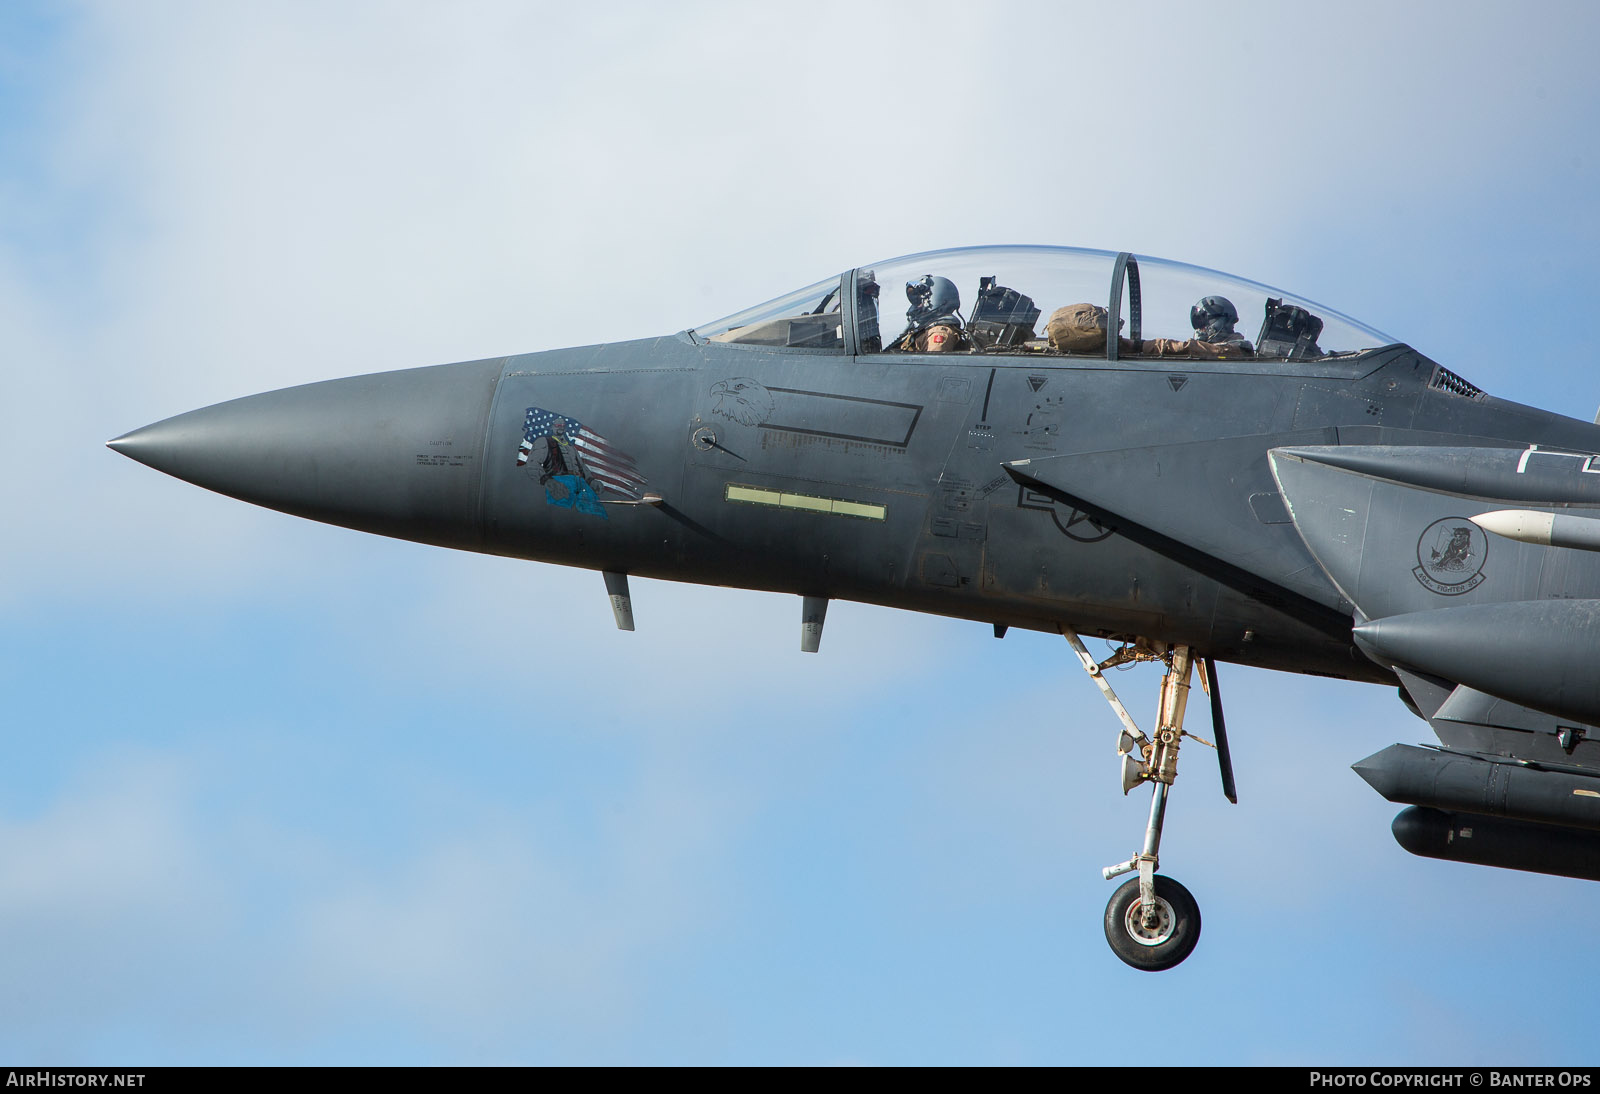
[109,245,1600,971]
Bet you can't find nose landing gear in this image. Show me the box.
[1065,635,1232,971]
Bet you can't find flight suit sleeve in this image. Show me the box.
[1188,338,1254,359]
[1139,337,1189,356]
[1138,337,1255,359]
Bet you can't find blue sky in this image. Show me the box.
[3,0,1599,1065]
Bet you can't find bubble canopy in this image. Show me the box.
[692,245,1395,359]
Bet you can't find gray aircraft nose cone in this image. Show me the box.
[109,358,504,551]
[106,428,158,461]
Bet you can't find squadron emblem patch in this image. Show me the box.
[1412,516,1488,595]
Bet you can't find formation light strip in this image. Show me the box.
[725,483,885,521]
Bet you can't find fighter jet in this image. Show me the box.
[108,245,1600,971]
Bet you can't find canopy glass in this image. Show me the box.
[695,245,1395,361]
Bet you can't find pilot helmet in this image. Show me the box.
[906,275,961,328]
[1190,295,1239,340]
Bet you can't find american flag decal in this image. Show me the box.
[518,406,648,500]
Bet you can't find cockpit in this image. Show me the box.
[691,246,1396,361]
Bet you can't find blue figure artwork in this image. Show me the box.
[516,407,646,521]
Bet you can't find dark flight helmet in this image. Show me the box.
[906,275,961,329]
[1190,295,1240,339]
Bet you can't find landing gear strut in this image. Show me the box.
[1066,635,1232,971]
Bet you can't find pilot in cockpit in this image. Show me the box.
[1141,295,1255,358]
[895,275,969,353]
[1191,296,1253,354]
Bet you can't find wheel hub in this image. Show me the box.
[1124,896,1176,946]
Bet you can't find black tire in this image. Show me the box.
[1103,874,1201,972]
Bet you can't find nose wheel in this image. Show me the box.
[1065,635,1233,971]
[1103,874,1201,971]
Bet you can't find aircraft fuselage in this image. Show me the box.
[129,334,1598,687]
